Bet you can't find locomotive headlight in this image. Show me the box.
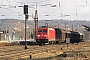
[37,35,40,39]
[44,35,47,39]
[37,35,40,37]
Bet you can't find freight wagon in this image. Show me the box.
[70,31,83,43]
[54,28,71,43]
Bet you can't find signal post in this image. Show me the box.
[24,5,28,49]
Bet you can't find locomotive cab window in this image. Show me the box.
[43,30,47,33]
[38,30,42,33]
[38,30,47,33]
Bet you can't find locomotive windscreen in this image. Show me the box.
[38,30,47,33]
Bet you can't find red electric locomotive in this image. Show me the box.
[36,26,56,45]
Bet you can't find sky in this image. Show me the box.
[0,0,90,21]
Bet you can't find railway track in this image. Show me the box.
[0,44,63,59]
[0,42,89,60]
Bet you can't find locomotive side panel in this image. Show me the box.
[48,28,55,41]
